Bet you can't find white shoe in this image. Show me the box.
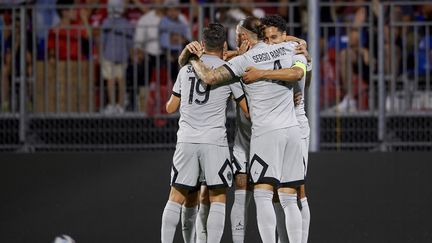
[115,104,125,114]
[104,104,116,114]
[332,95,357,112]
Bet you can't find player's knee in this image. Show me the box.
[209,188,227,203]
[278,186,297,195]
[297,184,307,198]
[168,186,188,204]
[234,173,248,190]
[184,190,199,207]
[199,186,210,205]
[254,183,274,191]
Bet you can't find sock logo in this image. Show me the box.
[182,222,189,231]
[234,221,244,231]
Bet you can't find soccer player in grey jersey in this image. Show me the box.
[186,16,307,243]
[161,23,248,243]
[180,39,253,243]
[242,15,313,243]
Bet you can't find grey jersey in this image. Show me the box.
[173,54,245,146]
[233,102,252,153]
[225,41,307,137]
[293,75,310,138]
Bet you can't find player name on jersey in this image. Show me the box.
[252,47,289,63]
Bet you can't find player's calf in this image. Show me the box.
[182,190,199,243]
[161,186,189,243]
[231,173,252,243]
[206,188,227,243]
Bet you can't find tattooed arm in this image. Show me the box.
[178,41,203,67]
[190,58,234,85]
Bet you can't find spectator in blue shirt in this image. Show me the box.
[159,0,191,82]
[101,0,134,114]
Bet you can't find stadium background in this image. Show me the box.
[0,0,431,242]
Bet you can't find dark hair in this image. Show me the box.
[56,0,74,18]
[260,15,287,33]
[202,23,226,52]
[238,16,265,40]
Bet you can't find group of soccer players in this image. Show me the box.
[161,14,312,243]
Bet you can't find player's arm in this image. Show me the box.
[242,65,305,84]
[190,57,234,85]
[286,35,307,48]
[166,67,183,113]
[224,40,250,61]
[178,41,203,67]
[166,94,180,113]
[237,97,250,118]
[295,42,313,88]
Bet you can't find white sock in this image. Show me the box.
[254,189,276,243]
[274,202,289,243]
[231,190,252,243]
[207,202,226,243]
[161,201,181,243]
[181,205,198,243]
[196,203,209,243]
[279,193,302,243]
[300,197,310,243]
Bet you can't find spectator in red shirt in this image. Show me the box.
[46,0,91,112]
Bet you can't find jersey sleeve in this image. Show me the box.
[172,67,184,97]
[292,54,307,77]
[229,81,245,102]
[225,54,249,77]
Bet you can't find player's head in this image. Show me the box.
[236,16,265,48]
[261,15,287,44]
[202,23,227,53]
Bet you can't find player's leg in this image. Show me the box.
[161,143,200,243]
[161,186,189,243]
[279,126,304,243]
[231,151,252,243]
[297,185,310,243]
[201,144,233,243]
[298,135,310,243]
[273,189,289,243]
[249,130,286,243]
[182,189,199,243]
[231,173,252,243]
[253,183,277,243]
[196,184,210,243]
[207,187,227,243]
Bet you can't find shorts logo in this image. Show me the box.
[227,171,233,181]
[218,159,233,187]
[249,154,268,183]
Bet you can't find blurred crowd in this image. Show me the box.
[0,0,431,114]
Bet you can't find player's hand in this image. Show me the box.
[243,66,265,83]
[186,41,204,57]
[295,43,311,63]
[237,40,250,55]
[294,91,302,107]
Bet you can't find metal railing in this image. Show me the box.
[0,1,431,152]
